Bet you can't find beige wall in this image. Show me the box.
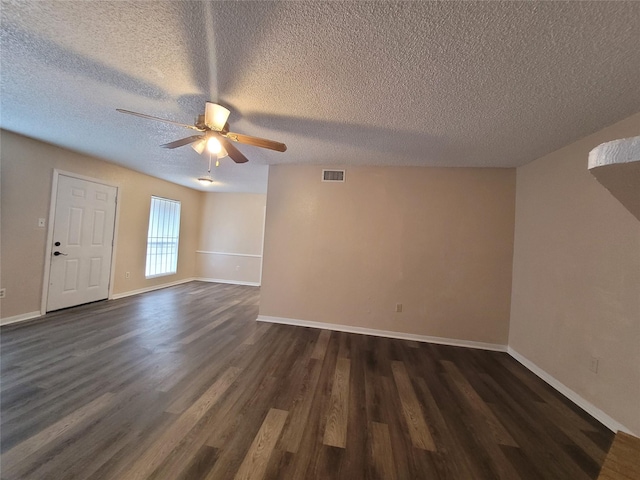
[0,130,203,319]
[509,112,640,434]
[260,165,516,345]
[196,192,266,284]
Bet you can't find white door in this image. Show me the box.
[46,175,117,311]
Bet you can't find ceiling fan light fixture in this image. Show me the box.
[191,137,207,154]
[206,136,222,154]
[205,102,230,131]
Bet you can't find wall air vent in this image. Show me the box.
[322,169,345,182]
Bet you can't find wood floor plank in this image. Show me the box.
[538,402,609,464]
[439,366,529,480]
[234,408,288,480]
[414,377,478,478]
[497,354,601,432]
[155,329,241,394]
[73,327,148,356]
[242,323,271,345]
[280,334,340,479]
[426,369,506,479]
[120,366,240,480]
[371,422,397,480]
[597,431,640,480]
[144,416,220,480]
[203,377,282,479]
[311,329,331,361]
[21,389,169,480]
[311,444,345,479]
[205,331,297,450]
[495,367,607,479]
[163,340,241,414]
[390,360,436,451]
[363,368,386,425]
[1,392,115,477]
[322,357,351,448]
[500,444,546,480]
[179,310,235,345]
[442,359,518,447]
[277,359,323,454]
[341,335,368,477]
[270,334,317,412]
[175,445,220,480]
[143,337,269,480]
[379,374,415,478]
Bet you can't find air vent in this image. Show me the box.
[322,169,345,182]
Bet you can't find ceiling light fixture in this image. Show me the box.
[198,176,214,185]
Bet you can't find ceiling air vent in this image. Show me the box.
[322,169,345,182]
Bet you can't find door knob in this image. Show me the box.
[53,251,68,256]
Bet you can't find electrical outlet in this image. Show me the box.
[0,288,6,299]
[125,271,130,279]
[396,303,403,313]
[589,356,599,374]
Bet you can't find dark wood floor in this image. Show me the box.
[1,282,614,479]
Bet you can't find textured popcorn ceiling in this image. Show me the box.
[1,1,639,192]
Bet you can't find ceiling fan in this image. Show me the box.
[116,102,286,164]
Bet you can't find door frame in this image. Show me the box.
[40,169,121,315]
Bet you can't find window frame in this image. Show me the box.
[145,195,181,279]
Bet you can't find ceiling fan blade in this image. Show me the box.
[160,135,205,149]
[116,109,204,131]
[204,102,231,131]
[224,131,287,152]
[217,135,249,163]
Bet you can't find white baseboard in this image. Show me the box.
[110,277,196,300]
[195,277,261,287]
[0,311,42,326]
[508,347,635,435]
[256,315,507,352]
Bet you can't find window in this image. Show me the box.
[145,196,181,278]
